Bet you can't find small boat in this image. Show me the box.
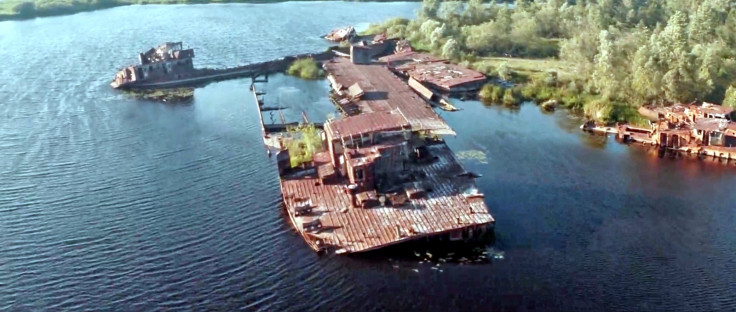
[438,97,460,112]
[324,26,356,42]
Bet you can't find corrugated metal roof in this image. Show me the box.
[326,111,409,140]
[280,143,494,254]
[323,57,455,135]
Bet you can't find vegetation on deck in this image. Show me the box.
[286,58,324,80]
[284,124,322,168]
[366,0,736,124]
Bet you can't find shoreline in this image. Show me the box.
[0,0,419,22]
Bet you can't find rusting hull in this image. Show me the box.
[111,68,259,90]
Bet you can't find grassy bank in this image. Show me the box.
[0,0,419,21]
[473,56,651,126]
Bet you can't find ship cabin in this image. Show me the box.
[112,42,195,86]
[691,102,735,120]
[690,118,736,147]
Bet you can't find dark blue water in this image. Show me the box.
[2,3,736,311]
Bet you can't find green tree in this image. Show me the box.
[723,85,736,108]
[419,0,440,20]
[442,38,461,61]
[591,30,617,98]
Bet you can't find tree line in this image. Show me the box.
[367,0,736,122]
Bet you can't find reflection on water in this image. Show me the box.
[2,2,736,311]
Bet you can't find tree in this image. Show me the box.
[591,30,618,98]
[630,44,663,103]
[462,0,488,25]
[419,0,440,20]
[688,2,717,43]
[442,39,461,61]
[723,85,736,108]
[13,1,36,17]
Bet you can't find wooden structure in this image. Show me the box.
[582,102,736,161]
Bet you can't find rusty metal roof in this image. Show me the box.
[378,51,444,64]
[406,62,487,91]
[379,52,486,90]
[698,103,734,116]
[280,143,494,254]
[323,57,455,135]
[325,111,409,140]
[693,118,729,131]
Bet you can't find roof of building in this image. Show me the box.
[698,102,734,116]
[378,51,444,64]
[323,57,455,135]
[325,111,409,140]
[693,118,729,132]
[404,62,487,91]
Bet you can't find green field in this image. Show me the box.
[473,57,576,81]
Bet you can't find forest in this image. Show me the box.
[365,0,736,123]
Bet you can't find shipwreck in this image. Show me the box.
[250,40,495,254]
[582,102,736,160]
[111,42,332,90]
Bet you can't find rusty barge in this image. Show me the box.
[582,102,736,160]
[251,43,494,255]
[111,42,332,90]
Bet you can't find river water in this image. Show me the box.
[2,2,736,311]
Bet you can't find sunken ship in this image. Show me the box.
[110,42,331,90]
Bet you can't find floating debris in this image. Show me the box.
[455,150,488,164]
[412,269,419,273]
[426,252,433,259]
[128,88,194,103]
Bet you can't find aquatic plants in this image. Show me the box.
[286,58,323,80]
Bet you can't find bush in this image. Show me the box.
[583,99,614,122]
[502,89,518,106]
[479,84,504,103]
[284,124,322,168]
[286,58,323,80]
[471,61,496,76]
[13,2,36,17]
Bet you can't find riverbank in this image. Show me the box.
[0,0,419,22]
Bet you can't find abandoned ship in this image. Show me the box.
[582,102,736,160]
[111,42,332,90]
[250,36,494,255]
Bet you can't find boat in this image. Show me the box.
[111,42,272,90]
[324,26,356,42]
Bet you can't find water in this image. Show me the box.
[2,3,736,311]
